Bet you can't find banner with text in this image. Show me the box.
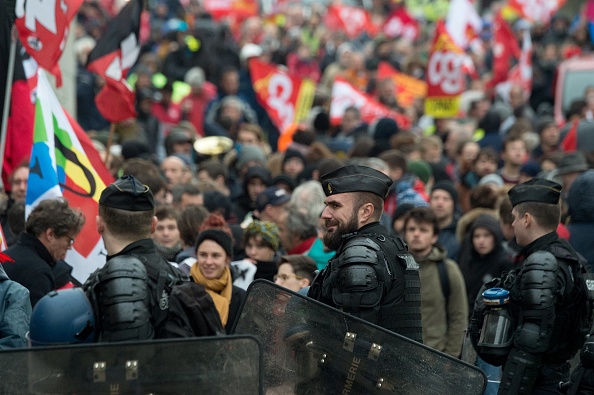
[424,21,465,118]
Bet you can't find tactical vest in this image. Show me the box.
[313,232,423,342]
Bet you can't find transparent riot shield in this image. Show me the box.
[0,336,262,395]
[232,280,486,395]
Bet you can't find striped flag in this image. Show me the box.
[27,69,114,282]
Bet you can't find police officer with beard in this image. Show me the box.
[308,165,423,342]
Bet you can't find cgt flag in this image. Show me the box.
[27,69,114,282]
[249,58,315,133]
[86,0,142,122]
[15,0,83,86]
[424,21,466,118]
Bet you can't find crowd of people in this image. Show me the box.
[1,0,594,393]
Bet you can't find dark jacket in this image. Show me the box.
[457,215,513,313]
[567,170,594,272]
[438,214,460,261]
[227,286,246,334]
[0,264,31,349]
[3,232,56,307]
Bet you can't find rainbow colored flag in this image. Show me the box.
[26,69,114,282]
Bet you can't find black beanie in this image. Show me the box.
[431,180,458,203]
[195,229,233,258]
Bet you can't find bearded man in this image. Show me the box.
[307,165,423,341]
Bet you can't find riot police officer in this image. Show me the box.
[83,175,182,342]
[495,178,590,394]
[307,165,423,342]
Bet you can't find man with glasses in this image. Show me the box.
[274,255,316,292]
[2,199,85,307]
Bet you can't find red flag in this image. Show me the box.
[488,13,521,89]
[377,62,427,107]
[330,78,411,130]
[15,0,82,87]
[325,5,375,39]
[495,29,532,102]
[249,58,315,133]
[86,0,142,122]
[383,8,420,42]
[424,20,466,118]
[0,3,34,189]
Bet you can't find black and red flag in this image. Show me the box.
[86,0,143,123]
[14,0,82,87]
[0,0,34,189]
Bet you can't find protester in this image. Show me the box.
[192,229,246,333]
[3,199,85,307]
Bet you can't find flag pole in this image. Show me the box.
[0,25,17,190]
[104,122,116,166]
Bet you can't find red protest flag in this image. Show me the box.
[383,7,420,42]
[487,13,521,89]
[330,77,411,131]
[325,5,375,40]
[495,29,533,100]
[86,0,142,122]
[0,1,34,189]
[377,62,427,108]
[249,58,315,133]
[424,20,466,118]
[15,0,83,87]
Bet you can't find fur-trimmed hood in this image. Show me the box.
[455,208,498,243]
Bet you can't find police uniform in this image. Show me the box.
[497,179,589,394]
[307,165,423,342]
[83,176,181,342]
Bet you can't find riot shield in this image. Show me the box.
[0,336,262,395]
[232,280,486,395]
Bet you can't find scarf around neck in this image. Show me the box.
[190,264,233,326]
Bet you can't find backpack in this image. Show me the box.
[138,255,225,338]
[548,240,594,352]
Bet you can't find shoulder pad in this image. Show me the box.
[338,237,380,268]
[523,251,558,271]
[100,256,148,282]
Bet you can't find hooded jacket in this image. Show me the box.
[457,215,513,313]
[414,244,468,357]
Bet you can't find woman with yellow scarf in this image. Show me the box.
[191,229,246,333]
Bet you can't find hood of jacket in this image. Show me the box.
[455,208,498,243]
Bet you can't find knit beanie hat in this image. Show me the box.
[372,117,399,141]
[236,145,267,170]
[282,149,306,167]
[431,180,458,203]
[244,220,281,251]
[195,229,233,258]
[408,160,432,185]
